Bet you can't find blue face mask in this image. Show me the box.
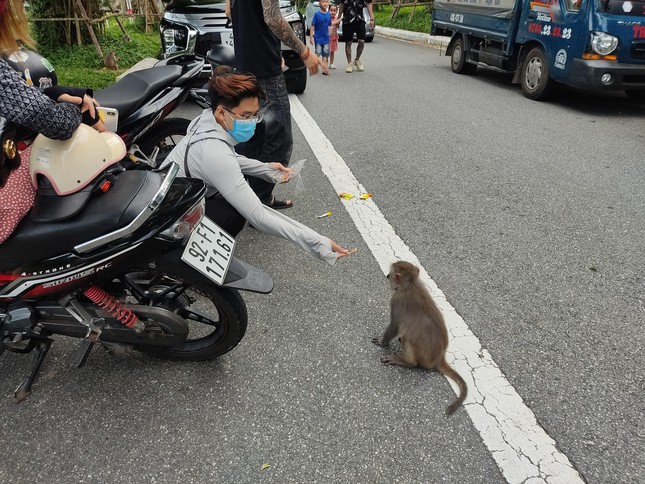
[224,110,258,143]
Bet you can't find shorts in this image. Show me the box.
[342,21,366,42]
[315,43,330,58]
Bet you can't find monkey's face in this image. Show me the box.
[388,261,420,290]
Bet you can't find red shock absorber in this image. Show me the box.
[83,285,140,328]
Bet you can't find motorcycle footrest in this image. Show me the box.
[73,339,95,368]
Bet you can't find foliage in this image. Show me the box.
[38,18,161,90]
[373,5,432,34]
[29,0,67,52]
[296,2,432,34]
[29,0,103,52]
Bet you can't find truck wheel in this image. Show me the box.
[521,47,554,100]
[451,37,476,75]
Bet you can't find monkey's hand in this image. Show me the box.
[372,336,387,347]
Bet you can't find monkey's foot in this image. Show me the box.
[381,355,414,367]
[372,337,386,346]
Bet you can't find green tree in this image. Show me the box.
[30,0,102,52]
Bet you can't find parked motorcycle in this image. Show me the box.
[94,56,205,167]
[0,125,273,402]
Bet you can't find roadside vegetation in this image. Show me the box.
[29,4,429,90]
[372,4,432,34]
[35,18,160,90]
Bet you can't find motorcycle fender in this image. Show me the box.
[154,246,274,294]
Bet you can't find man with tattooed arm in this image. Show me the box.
[226,0,327,211]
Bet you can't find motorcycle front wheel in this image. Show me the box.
[125,270,248,361]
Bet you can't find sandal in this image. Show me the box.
[266,196,293,210]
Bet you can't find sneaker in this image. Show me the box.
[353,59,364,71]
[330,64,336,69]
[346,63,353,73]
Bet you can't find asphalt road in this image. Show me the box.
[1,36,643,483]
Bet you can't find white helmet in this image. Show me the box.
[30,124,125,195]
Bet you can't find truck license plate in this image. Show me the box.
[181,217,235,286]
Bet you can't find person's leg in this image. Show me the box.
[345,40,352,63]
[355,39,365,61]
[322,43,330,72]
[205,196,246,238]
[343,22,355,72]
[353,21,367,71]
[236,74,293,206]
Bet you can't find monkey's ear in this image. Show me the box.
[395,273,401,283]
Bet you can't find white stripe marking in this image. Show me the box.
[290,94,583,484]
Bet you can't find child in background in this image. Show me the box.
[310,0,332,73]
[328,3,341,69]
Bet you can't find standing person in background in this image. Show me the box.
[310,0,332,74]
[328,3,341,69]
[338,0,374,73]
[226,0,327,211]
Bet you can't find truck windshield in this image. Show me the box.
[599,0,645,15]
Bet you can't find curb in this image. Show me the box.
[375,26,449,49]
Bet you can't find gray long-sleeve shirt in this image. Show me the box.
[163,109,336,265]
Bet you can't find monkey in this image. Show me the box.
[372,261,468,415]
[104,51,118,70]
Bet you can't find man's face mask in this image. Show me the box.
[223,108,259,143]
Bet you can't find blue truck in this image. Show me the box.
[431,0,645,100]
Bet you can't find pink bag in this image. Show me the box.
[0,146,36,243]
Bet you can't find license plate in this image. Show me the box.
[222,31,234,47]
[181,217,235,286]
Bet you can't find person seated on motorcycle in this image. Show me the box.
[162,65,352,265]
[0,0,105,244]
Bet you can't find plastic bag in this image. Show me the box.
[281,158,305,194]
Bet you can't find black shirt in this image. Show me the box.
[231,0,282,78]
[340,0,372,24]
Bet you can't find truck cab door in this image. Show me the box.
[518,0,589,82]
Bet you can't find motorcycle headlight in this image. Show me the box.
[591,32,618,56]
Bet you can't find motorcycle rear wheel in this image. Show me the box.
[137,118,191,168]
[128,271,248,361]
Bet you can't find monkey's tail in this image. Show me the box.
[438,359,468,415]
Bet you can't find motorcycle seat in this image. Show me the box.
[0,170,163,269]
[93,65,183,119]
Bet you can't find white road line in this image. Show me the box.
[290,94,584,484]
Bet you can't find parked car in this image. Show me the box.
[305,0,374,42]
[160,0,308,93]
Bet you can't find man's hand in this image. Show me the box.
[304,51,329,76]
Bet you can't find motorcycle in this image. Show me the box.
[0,125,273,403]
[94,56,205,167]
